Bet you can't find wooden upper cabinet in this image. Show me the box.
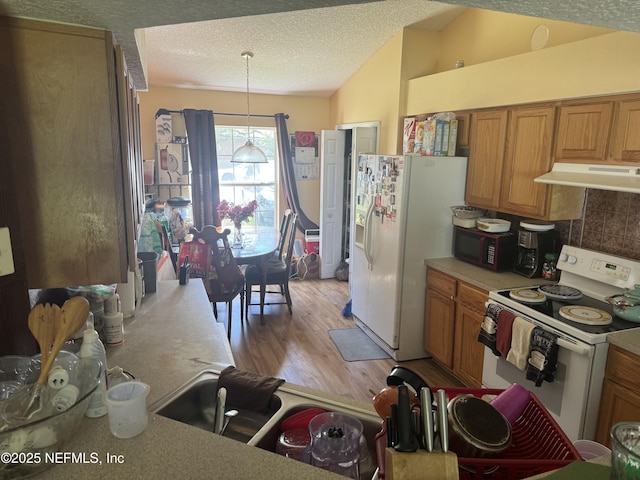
[609,99,640,163]
[500,105,556,218]
[453,112,471,152]
[5,18,138,288]
[465,109,509,210]
[555,101,613,162]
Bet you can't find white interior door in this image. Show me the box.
[351,126,377,157]
[319,130,346,279]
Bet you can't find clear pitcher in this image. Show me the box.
[308,412,363,479]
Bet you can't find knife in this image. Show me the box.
[394,385,417,452]
[420,387,434,452]
[437,389,448,453]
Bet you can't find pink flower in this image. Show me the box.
[217,200,258,226]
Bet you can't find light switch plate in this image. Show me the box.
[0,227,16,277]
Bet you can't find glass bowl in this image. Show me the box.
[0,353,102,479]
[611,422,640,480]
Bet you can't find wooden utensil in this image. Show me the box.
[21,296,89,420]
[28,303,59,368]
[37,296,90,385]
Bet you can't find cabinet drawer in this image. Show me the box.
[427,269,456,298]
[606,345,640,384]
[457,282,488,313]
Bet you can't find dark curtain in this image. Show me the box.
[184,109,220,228]
[274,113,320,233]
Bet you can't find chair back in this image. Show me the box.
[190,226,244,295]
[283,214,299,271]
[275,209,293,259]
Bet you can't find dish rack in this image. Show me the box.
[441,387,581,480]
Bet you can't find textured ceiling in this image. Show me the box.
[142,2,464,96]
[3,0,640,96]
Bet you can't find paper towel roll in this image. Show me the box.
[118,271,136,318]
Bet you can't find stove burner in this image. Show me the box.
[509,288,547,304]
[538,284,583,301]
[559,306,612,325]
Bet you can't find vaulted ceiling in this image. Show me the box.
[3,0,639,96]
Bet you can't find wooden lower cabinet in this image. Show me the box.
[424,268,487,388]
[596,344,640,447]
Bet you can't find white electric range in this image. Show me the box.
[483,245,640,441]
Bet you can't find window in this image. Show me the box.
[215,126,276,228]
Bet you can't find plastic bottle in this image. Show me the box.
[107,366,132,387]
[542,253,558,281]
[78,329,108,417]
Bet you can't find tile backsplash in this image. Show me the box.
[555,189,640,260]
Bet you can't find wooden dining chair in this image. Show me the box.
[190,226,244,339]
[245,213,298,315]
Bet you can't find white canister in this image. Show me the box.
[117,271,136,318]
[103,312,124,346]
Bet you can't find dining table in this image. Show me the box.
[230,226,278,324]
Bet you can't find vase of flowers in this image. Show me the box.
[216,200,259,247]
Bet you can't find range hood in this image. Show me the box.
[534,163,640,194]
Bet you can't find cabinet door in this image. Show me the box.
[555,101,613,161]
[453,282,487,388]
[596,379,640,447]
[115,44,144,272]
[424,288,455,368]
[465,110,508,210]
[610,99,640,162]
[453,303,484,388]
[8,18,128,287]
[454,112,471,153]
[500,106,556,218]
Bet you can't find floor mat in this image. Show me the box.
[328,328,391,362]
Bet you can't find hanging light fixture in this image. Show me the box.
[231,51,267,163]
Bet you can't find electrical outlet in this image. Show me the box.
[0,227,16,277]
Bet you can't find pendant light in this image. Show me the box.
[231,51,267,163]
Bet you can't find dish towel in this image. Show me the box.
[478,303,502,356]
[496,309,516,357]
[526,328,559,387]
[217,365,285,414]
[506,317,536,371]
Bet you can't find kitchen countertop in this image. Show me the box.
[38,280,360,479]
[424,257,556,292]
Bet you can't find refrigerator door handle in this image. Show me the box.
[364,200,375,269]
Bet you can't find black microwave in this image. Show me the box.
[453,226,517,271]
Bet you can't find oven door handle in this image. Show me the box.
[555,337,593,357]
[485,301,594,358]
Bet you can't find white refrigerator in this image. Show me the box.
[350,154,468,361]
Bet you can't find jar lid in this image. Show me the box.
[166,196,191,206]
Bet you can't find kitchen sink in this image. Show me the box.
[150,370,382,477]
[151,371,282,443]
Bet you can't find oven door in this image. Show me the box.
[481,301,606,442]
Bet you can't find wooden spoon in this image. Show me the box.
[28,303,59,368]
[37,296,89,385]
[2,297,91,424]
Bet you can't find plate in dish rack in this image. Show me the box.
[509,288,547,303]
[559,306,612,325]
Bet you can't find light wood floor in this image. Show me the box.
[216,277,463,404]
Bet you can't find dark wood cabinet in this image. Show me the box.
[5,18,143,289]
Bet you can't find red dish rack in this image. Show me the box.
[440,387,581,480]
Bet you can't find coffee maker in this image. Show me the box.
[514,226,562,278]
